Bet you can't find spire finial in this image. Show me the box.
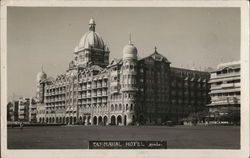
[89,18,96,32]
[154,46,157,53]
[129,33,132,44]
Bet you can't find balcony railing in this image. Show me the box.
[92,99,97,104]
[102,82,108,87]
[97,99,102,103]
[97,92,102,97]
[92,84,97,89]
[87,84,91,89]
[97,83,102,88]
[86,100,91,104]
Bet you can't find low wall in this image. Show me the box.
[7,123,65,127]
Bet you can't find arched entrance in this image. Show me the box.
[39,118,42,123]
[93,116,97,125]
[111,115,116,125]
[139,115,144,125]
[66,117,69,124]
[70,117,73,124]
[87,116,91,125]
[83,116,86,125]
[124,115,127,126]
[56,117,58,123]
[132,115,136,125]
[46,118,48,123]
[73,117,76,124]
[103,116,108,125]
[79,116,82,124]
[117,115,122,126]
[49,117,52,123]
[42,118,45,123]
[63,117,65,124]
[52,117,54,123]
[98,116,103,125]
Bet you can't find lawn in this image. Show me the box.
[7,125,240,149]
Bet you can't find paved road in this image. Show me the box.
[7,125,240,149]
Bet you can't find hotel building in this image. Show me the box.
[36,19,210,126]
[207,61,240,124]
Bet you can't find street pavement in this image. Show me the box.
[7,125,240,149]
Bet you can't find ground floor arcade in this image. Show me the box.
[37,114,136,126]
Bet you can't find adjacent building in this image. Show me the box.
[17,97,31,122]
[207,61,240,124]
[29,98,39,123]
[8,97,38,122]
[7,100,19,122]
[36,18,210,126]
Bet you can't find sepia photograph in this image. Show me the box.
[1,0,249,158]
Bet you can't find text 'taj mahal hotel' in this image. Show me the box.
[36,19,210,126]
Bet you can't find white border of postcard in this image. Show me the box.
[1,0,249,158]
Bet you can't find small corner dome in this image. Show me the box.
[37,71,47,82]
[89,18,95,25]
[123,43,138,60]
[78,18,105,50]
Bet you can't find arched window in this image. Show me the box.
[126,64,129,69]
[126,104,129,111]
[111,104,114,111]
[130,65,133,70]
[115,104,118,111]
[132,77,135,84]
[96,105,99,113]
[119,104,122,111]
[130,104,133,110]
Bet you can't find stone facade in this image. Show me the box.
[36,19,210,125]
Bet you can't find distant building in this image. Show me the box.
[7,100,19,121]
[29,98,38,123]
[36,18,210,126]
[207,61,240,124]
[18,97,30,122]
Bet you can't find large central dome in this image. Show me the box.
[78,18,105,50]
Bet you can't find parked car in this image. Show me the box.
[162,121,175,126]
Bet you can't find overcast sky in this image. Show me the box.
[7,7,240,101]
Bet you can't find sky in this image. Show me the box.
[7,7,240,101]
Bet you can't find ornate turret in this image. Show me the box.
[121,34,138,125]
[36,66,47,103]
[122,34,138,60]
[36,66,47,83]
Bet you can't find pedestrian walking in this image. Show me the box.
[20,122,24,130]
